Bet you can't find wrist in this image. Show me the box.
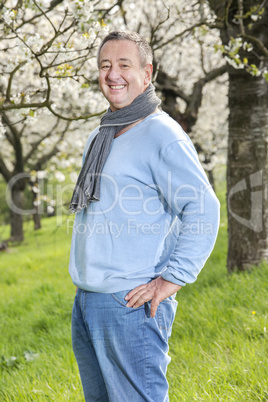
[160,276,182,293]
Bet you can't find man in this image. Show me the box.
[69,31,220,402]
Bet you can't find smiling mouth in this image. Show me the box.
[109,85,126,90]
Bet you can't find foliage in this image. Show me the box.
[213,1,268,80]
[0,0,108,178]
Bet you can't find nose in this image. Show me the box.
[106,66,121,81]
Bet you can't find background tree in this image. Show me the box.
[94,0,229,191]
[101,0,229,186]
[1,0,229,243]
[207,0,268,272]
[0,0,108,241]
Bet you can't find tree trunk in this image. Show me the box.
[9,187,24,242]
[207,169,215,192]
[32,183,42,230]
[33,211,41,230]
[207,0,268,272]
[227,68,268,271]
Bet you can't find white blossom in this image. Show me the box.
[70,172,78,183]
[37,171,47,179]
[47,205,55,214]
[26,33,44,53]
[0,0,229,185]
[68,0,94,31]
[11,93,22,104]
[0,123,6,137]
[243,41,253,52]
[54,171,66,182]
[224,56,244,69]
[32,186,40,193]
[33,199,41,206]
[251,15,258,22]
[2,10,16,25]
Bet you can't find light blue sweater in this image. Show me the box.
[69,112,220,293]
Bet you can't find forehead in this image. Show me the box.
[99,40,140,63]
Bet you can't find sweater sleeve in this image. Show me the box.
[153,139,220,286]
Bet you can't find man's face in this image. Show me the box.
[98,40,152,111]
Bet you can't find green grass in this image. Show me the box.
[0,174,267,401]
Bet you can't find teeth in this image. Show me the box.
[110,85,125,89]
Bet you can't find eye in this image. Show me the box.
[100,65,110,70]
[121,64,129,69]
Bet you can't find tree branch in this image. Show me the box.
[47,103,106,121]
[23,118,61,164]
[243,33,268,58]
[41,51,91,72]
[35,19,76,58]
[34,121,70,167]
[155,69,191,103]
[146,4,170,48]
[96,0,125,19]
[156,62,227,132]
[237,0,268,57]
[16,0,65,29]
[32,0,57,33]
[0,101,50,111]
[6,61,27,102]
[0,152,11,182]
[185,64,228,128]
[237,0,245,35]
[153,21,207,51]
[1,113,24,173]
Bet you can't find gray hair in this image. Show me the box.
[97,31,153,68]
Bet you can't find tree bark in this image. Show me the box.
[207,0,268,271]
[9,187,24,242]
[32,186,42,231]
[33,208,41,230]
[227,68,268,271]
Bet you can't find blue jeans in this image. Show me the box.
[72,288,178,402]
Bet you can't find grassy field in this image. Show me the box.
[0,174,267,401]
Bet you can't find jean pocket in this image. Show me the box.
[111,289,132,308]
[157,297,178,339]
[111,289,144,309]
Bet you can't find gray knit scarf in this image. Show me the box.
[70,83,161,213]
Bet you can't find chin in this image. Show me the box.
[110,100,128,110]
[110,105,123,111]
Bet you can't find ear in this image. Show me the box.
[144,64,153,86]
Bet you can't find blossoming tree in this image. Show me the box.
[0,0,109,240]
[109,0,268,272]
[104,0,229,185]
[1,0,229,242]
